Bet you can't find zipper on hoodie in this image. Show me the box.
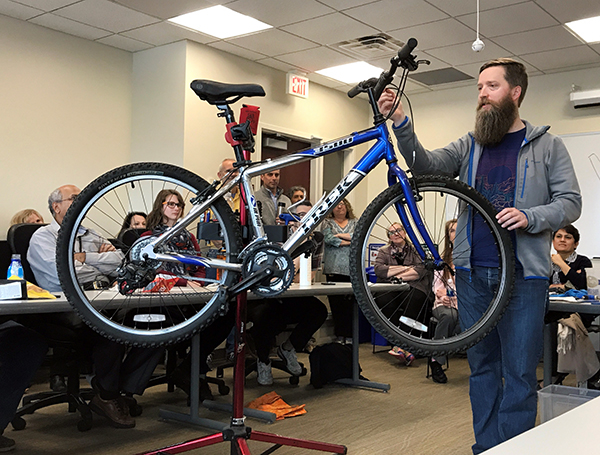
[520,158,528,199]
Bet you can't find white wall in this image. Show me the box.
[0,15,132,238]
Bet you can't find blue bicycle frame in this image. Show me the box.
[140,121,443,273]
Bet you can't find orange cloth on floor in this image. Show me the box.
[246,391,306,420]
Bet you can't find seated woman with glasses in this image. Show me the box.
[374,223,433,366]
[145,190,233,401]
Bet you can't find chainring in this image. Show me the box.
[241,244,294,297]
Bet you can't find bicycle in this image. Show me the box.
[56,38,515,356]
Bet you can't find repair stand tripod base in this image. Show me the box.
[141,291,347,455]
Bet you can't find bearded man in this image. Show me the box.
[378,58,581,453]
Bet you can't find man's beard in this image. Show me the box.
[473,94,518,147]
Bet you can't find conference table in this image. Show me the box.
[0,281,398,429]
[543,298,600,387]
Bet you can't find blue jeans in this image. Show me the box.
[456,267,548,454]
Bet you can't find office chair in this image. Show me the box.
[6,223,47,284]
[7,223,96,431]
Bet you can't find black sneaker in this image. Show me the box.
[430,359,448,384]
[0,435,15,452]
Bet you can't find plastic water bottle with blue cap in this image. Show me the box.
[7,254,24,280]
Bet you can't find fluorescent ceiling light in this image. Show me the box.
[565,15,600,44]
[169,5,272,39]
[316,62,384,84]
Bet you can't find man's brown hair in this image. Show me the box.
[479,58,528,107]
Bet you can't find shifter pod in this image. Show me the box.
[242,243,294,297]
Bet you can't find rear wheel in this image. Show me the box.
[349,175,515,356]
[57,163,241,347]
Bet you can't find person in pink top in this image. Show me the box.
[429,219,460,383]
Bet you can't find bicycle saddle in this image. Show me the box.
[190,80,266,104]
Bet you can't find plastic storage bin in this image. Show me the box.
[538,384,600,423]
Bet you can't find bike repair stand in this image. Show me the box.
[144,290,347,454]
[158,327,276,429]
[144,141,346,454]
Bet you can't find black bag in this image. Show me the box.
[309,342,362,389]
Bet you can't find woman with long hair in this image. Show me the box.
[429,219,460,383]
[322,198,358,343]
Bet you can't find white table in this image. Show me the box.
[485,393,600,454]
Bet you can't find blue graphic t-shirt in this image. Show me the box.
[471,128,526,267]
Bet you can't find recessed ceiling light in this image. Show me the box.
[565,16,600,44]
[316,62,384,84]
[168,5,272,40]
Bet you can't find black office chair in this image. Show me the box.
[6,223,47,284]
[7,223,95,431]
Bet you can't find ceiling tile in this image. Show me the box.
[0,0,43,20]
[457,2,559,38]
[226,29,318,57]
[15,0,79,11]
[113,0,218,20]
[344,0,449,32]
[276,46,354,72]
[281,12,378,46]
[426,41,511,66]
[316,0,379,10]
[96,33,153,52]
[492,26,583,55]
[455,58,543,79]
[208,40,268,60]
[520,45,600,72]
[53,0,159,33]
[255,57,303,73]
[534,0,600,24]
[227,0,334,27]
[368,51,448,73]
[425,0,526,17]
[388,18,475,51]
[29,13,111,40]
[122,21,214,46]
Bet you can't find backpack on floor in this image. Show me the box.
[308,342,362,389]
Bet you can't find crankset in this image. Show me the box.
[236,243,294,297]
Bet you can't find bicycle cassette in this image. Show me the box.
[241,244,294,297]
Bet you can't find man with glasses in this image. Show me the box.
[28,185,123,292]
[26,184,163,429]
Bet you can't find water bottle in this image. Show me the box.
[7,254,24,280]
[587,275,600,297]
[277,202,286,217]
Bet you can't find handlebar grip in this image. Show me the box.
[347,84,362,98]
[398,38,418,60]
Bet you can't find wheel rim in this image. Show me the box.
[353,178,514,355]
[59,169,239,345]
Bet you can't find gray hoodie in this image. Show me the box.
[392,118,582,279]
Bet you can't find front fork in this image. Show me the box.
[387,163,443,266]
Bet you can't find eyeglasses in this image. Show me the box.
[388,229,404,236]
[163,201,183,209]
[59,195,78,203]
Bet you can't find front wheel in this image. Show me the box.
[349,175,515,356]
[57,162,242,347]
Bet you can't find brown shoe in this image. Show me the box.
[90,395,135,428]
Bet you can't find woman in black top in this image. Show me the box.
[550,224,592,291]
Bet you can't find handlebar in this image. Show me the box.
[347,37,418,100]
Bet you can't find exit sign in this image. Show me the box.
[286,73,309,98]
